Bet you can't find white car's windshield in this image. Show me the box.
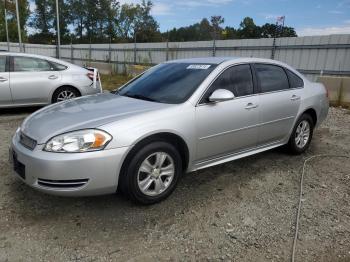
[118,63,217,104]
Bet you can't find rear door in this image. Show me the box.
[0,55,12,106]
[253,63,302,146]
[10,56,61,105]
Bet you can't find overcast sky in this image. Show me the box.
[29,0,350,36]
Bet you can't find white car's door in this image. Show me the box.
[253,63,302,146]
[0,55,12,106]
[10,56,61,105]
[195,64,260,162]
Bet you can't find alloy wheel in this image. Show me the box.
[137,152,175,196]
[295,120,310,149]
[57,90,76,101]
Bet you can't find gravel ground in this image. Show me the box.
[0,107,349,262]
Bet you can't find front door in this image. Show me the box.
[0,56,11,106]
[195,64,260,162]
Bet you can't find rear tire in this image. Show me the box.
[287,114,314,154]
[119,141,182,205]
[52,86,80,103]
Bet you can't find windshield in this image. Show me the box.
[118,63,217,104]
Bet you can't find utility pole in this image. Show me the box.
[4,0,10,51]
[55,0,61,58]
[15,0,23,52]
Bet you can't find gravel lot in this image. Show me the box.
[0,107,349,262]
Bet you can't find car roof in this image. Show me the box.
[166,56,287,66]
[165,57,237,64]
[0,52,81,69]
[165,56,306,80]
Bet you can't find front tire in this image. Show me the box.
[120,141,182,205]
[287,114,314,154]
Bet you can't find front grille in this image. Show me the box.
[19,132,37,150]
[37,178,89,188]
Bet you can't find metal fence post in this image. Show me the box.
[109,37,112,63]
[134,33,137,65]
[271,37,276,59]
[212,39,216,57]
[70,43,73,63]
[89,38,92,66]
[166,39,169,61]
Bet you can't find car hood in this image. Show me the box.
[21,93,171,144]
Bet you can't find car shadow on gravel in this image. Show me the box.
[0,106,42,116]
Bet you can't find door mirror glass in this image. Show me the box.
[208,89,235,102]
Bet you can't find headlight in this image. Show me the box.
[44,129,112,153]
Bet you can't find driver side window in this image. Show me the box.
[200,64,254,104]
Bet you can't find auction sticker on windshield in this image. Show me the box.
[187,64,211,70]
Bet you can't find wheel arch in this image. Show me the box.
[119,132,190,183]
[302,107,317,126]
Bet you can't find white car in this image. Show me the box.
[0,52,102,108]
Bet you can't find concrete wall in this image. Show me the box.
[1,34,350,80]
[318,76,350,107]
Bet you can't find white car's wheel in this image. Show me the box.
[52,87,80,103]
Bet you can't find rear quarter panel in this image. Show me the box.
[297,81,329,128]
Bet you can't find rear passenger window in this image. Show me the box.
[255,64,289,93]
[201,64,254,103]
[13,56,51,72]
[286,69,304,88]
[0,56,6,72]
[50,61,68,71]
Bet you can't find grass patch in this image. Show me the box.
[100,74,132,92]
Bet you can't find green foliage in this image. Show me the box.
[0,0,30,42]
[163,16,297,42]
[0,0,298,45]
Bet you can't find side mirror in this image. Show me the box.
[208,89,235,103]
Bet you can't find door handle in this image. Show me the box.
[245,103,258,110]
[0,77,8,82]
[48,75,58,80]
[290,95,301,101]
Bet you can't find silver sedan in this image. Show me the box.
[0,52,102,108]
[10,57,329,204]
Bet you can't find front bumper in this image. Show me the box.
[10,134,129,196]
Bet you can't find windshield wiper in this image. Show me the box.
[122,92,159,102]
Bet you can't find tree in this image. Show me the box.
[134,0,161,42]
[237,17,260,39]
[0,0,30,42]
[221,26,238,40]
[100,0,119,40]
[210,15,224,40]
[260,23,297,38]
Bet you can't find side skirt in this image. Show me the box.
[192,141,286,172]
